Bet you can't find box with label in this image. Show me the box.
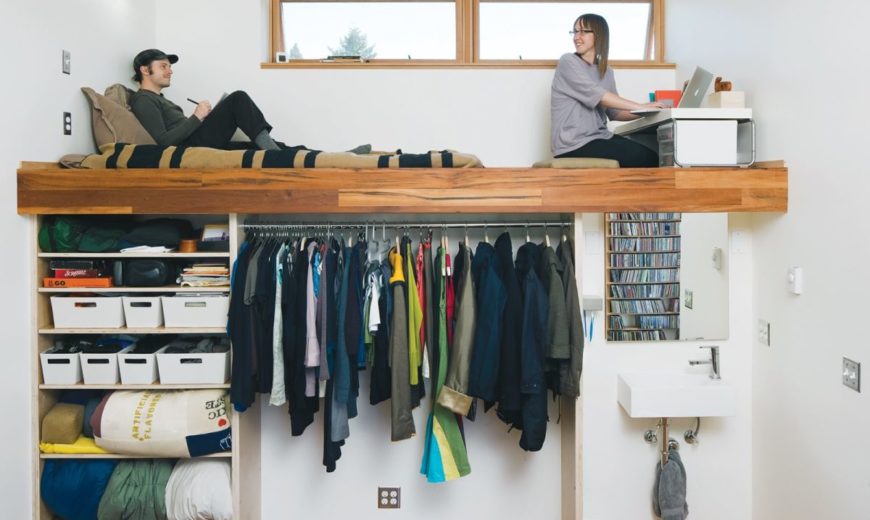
[119,345,169,385]
[50,296,125,328]
[40,349,83,385]
[157,349,230,384]
[161,295,229,328]
[122,296,164,328]
[81,345,134,384]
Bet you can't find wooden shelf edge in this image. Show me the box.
[40,452,232,459]
[39,327,227,334]
[39,383,230,390]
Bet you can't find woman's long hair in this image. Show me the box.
[575,13,609,77]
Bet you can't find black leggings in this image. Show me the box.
[556,134,659,168]
[183,91,273,149]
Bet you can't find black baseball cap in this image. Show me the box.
[133,49,178,73]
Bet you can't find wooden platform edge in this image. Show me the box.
[17,163,788,215]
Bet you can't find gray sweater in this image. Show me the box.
[130,89,202,146]
[550,53,620,156]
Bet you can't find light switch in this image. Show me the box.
[788,266,803,295]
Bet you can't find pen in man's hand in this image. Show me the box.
[186,98,199,105]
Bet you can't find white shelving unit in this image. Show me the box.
[31,214,260,519]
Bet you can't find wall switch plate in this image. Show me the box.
[63,112,72,135]
[843,357,860,392]
[684,289,693,309]
[788,266,803,295]
[758,319,770,346]
[377,487,400,509]
[62,50,71,74]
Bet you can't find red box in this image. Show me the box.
[655,90,682,108]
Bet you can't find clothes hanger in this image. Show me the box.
[525,222,531,244]
[544,223,551,248]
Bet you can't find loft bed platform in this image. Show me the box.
[17,161,787,215]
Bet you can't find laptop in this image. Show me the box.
[630,66,715,115]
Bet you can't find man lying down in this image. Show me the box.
[129,48,369,154]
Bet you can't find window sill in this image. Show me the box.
[260,60,676,70]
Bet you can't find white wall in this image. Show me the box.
[0,1,155,516]
[154,0,674,167]
[668,0,870,518]
[580,212,754,520]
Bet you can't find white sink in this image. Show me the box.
[617,372,736,418]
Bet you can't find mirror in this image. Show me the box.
[605,212,728,341]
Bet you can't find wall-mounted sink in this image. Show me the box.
[617,372,736,418]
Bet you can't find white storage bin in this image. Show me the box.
[40,349,83,385]
[161,295,229,328]
[50,296,125,329]
[122,296,164,328]
[81,345,134,384]
[157,349,230,384]
[119,345,169,385]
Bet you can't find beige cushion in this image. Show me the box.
[41,403,84,444]
[81,86,155,150]
[533,157,620,169]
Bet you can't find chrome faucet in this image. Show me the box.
[689,346,720,379]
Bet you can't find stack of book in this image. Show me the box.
[43,260,113,288]
[177,263,230,287]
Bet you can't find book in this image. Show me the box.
[51,268,101,278]
[43,277,114,288]
[201,224,229,242]
[49,260,99,270]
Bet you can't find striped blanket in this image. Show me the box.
[80,143,483,169]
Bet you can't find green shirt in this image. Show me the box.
[130,89,201,146]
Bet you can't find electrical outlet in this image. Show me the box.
[843,357,860,392]
[757,319,770,346]
[62,50,71,74]
[63,112,72,135]
[377,487,400,509]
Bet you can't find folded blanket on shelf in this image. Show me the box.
[97,459,174,520]
[78,143,483,169]
[41,402,85,444]
[40,435,110,454]
[165,459,233,520]
[91,389,232,457]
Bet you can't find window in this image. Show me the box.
[269,0,664,67]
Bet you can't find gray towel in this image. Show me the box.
[653,448,688,520]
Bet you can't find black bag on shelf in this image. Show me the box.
[117,259,177,287]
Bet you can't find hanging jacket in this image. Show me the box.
[540,245,570,360]
[466,241,506,403]
[229,241,255,411]
[269,243,289,406]
[557,238,584,398]
[439,242,476,415]
[405,238,423,386]
[494,232,524,424]
[420,246,471,482]
[515,242,549,452]
[389,245,415,441]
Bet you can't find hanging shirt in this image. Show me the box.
[269,243,289,406]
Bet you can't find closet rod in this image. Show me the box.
[240,221,571,229]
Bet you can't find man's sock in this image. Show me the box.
[254,130,280,151]
[346,144,372,154]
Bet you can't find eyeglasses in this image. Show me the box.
[569,29,594,36]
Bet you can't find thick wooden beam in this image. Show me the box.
[17,164,787,215]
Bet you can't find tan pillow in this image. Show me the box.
[81,86,155,150]
[103,83,135,108]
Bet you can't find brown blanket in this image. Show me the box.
[78,143,483,169]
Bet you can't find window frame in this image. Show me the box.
[266,0,669,69]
